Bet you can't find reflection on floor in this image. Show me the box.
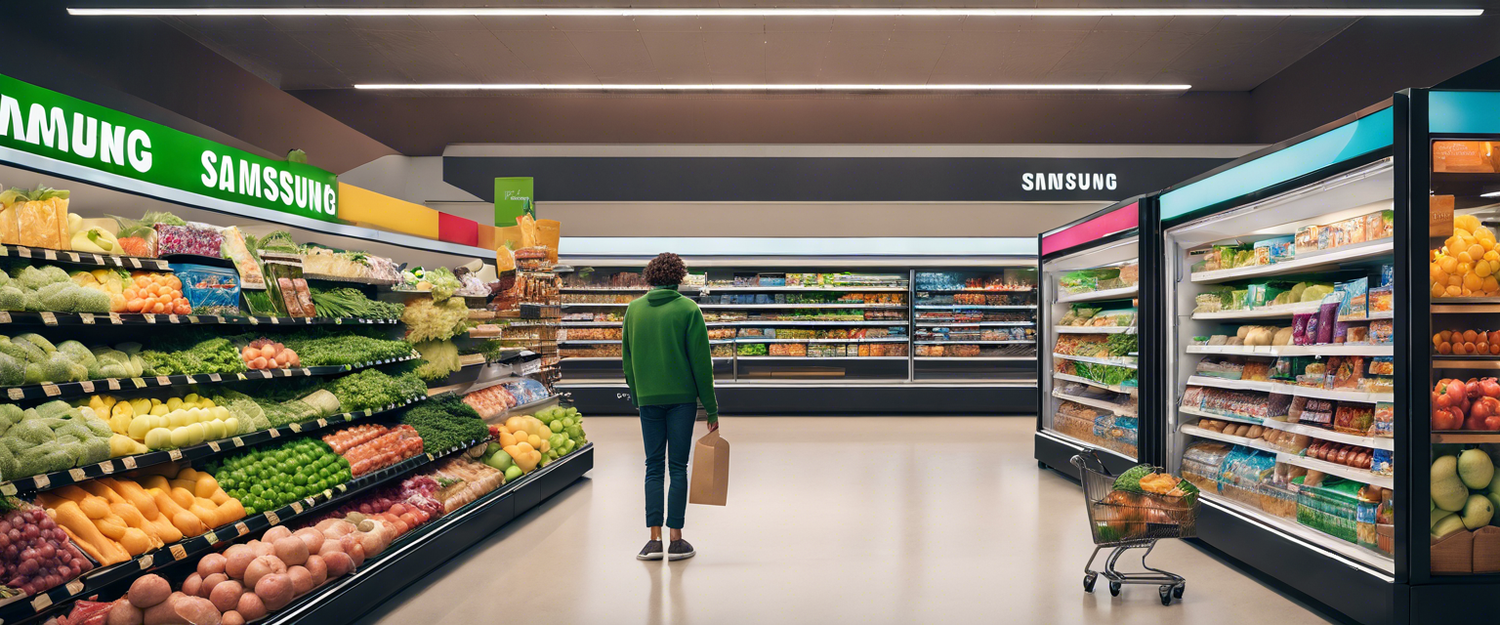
[356,417,1334,625]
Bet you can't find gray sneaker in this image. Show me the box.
[667,539,695,561]
[636,540,664,560]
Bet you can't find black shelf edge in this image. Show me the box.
[0,395,431,497]
[2,435,495,624]
[0,245,169,271]
[0,310,401,327]
[0,353,419,403]
[261,444,594,625]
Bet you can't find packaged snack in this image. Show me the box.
[1367,212,1394,241]
[1333,404,1375,435]
[1338,277,1368,319]
[1195,356,1244,380]
[1264,236,1295,264]
[1371,449,1394,476]
[1317,225,1333,251]
[1293,313,1312,345]
[156,222,224,256]
[1295,225,1321,255]
[1252,240,1273,265]
[169,262,242,316]
[1372,402,1394,437]
[1346,325,1369,343]
[1369,356,1394,376]
[1300,399,1336,428]
[1271,357,1298,382]
[1316,291,1344,344]
[1369,285,1392,315]
[1333,321,1350,344]
[1370,319,1394,344]
[218,226,266,289]
[1215,245,1241,270]
[1339,217,1366,246]
[1288,396,1308,423]
[1242,359,1273,382]
[1330,356,1366,389]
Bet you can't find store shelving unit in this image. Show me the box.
[556,243,1038,414]
[1155,101,1400,625]
[1036,197,1151,478]
[0,73,591,624]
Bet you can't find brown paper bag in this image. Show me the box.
[689,430,729,506]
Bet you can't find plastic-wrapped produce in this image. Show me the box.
[0,186,70,250]
[155,222,223,256]
[171,262,242,315]
[219,226,265,288]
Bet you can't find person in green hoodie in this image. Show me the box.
[623,252,718,562]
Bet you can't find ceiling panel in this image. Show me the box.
[166,8,1360,91]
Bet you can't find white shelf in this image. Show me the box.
[1259,419,1394,451]
[1052,390,1136,417]
[914,321,1034,327]
[1190,302,1322,320]
[1186,375,1273,392]
[1179,405,1263,426]
[1342,310,1393,321]
[915,340,1034,345]
[918,288,1033,294]
[706,320,907,327]
[1056,285,1138,304]
[1268,382,1392,404]
[730,337,910,344]
[1052,353,1137,369]
[1179,423,1280,454]
[697,303,906,309]
[915,304,1034,310]
[1200,493,1394,574]
[703,286,908,292]
[1055,326,1136,334]
[915,356,1033,361]
[1277,452,1393,489]
[1189,240,1394,284]
[1054,373,1137,394]
[1186,344,1392,357]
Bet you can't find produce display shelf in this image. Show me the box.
[1185,375,1273,392]
[560,287,650,292]
[736,356,909,361]
[1432,358,1500,370]
[1276,452,1393,489]
[915,356,1034,361]
[0,311,401,327]
[260,444,594,625]
[1190,303,1323,320]
[1052,390,1136,417]
[1053,373,1136,394]
[728,337,910,344]
[913,304,1035,310]
[1179,405,1262,426]
[1259,419,1395,451]
[1039,428,1137,464]
[0,395,429,497]
[5,435,491,625]
[1051,353,1137,368]
[1342,310,1393,321]
[1188,240,1393,284]
[1055,285,1138,304]
[1200,492,1394,574]
[706,320,907,327]
[914,340,1034,345]
[696,303,907,310]
[914,321,1034,327]
[0,353,419,402]
[1432,300,1500,313]
[0,244,170,271]
[1054,326,1136,334]
[1431,431,1500,443]
[1178,423,1280,454]
[704,286,908,293]
[559,340,622,345]
[558,321,622,327]
[1186,344,1393,357]
[916,288,1034,294]
[1267,382,1393,404]
[560,303,631,308]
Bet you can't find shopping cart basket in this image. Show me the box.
[1071,449,1199,605]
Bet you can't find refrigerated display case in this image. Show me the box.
[1036,199,1150,477]
[556,239,1037,414]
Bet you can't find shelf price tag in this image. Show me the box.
[32,474,48,489]
[79,381,94,393]
[168,314,179,324]
[65,580,83,595]
[31,592,53,611]
[289,422,302,433]
[106,379,120,391]
[232,437,244,447]
[5,389,19,401]
[188,315,199,324]
[316,419,328,428]
[169,544,187,560]
[0,483,15,496]
[142,313,155,324]
[108,312,121,324]
[208,441,220,452]
[268,429,280,438]
[39,312,56,326]
[269,317,280,325]
[127,257,141,269]
[68,468,85,482]
[65,252,79,262]
[343,414,353,422]
[98,460,115,473]
[156,376,171,386]
[265,511,280,525]
[138,555,154,569]
[248,317,259,325]
[121,456,137,470]
[203,531,218,545]
[185,376,196,385]
[0,312,10,324]
[130,378,146,389]
[15,247,28,259]
[40,383,59,397]
[290,502,303,514]
[79,313,94,325]
[208,373,221,382]
[41,249,54,261]
[169,450,183,461]
[234,522,249,535]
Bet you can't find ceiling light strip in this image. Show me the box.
[353,83,1191,91]
[67,7,1484,18]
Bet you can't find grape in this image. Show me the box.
[20,549,35,562]
[21,525,37,540]
[18,560,36,575]
[37,544,53,560]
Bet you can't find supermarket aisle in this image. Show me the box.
[356,417,1333,625]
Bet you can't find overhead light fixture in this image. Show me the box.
[1481,191,1500,198]
[67,7,1483,17]
[352,83,1191,91]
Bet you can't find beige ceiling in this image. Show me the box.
[158,1,1374,92]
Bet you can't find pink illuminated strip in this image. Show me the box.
[1041,203,1139,257]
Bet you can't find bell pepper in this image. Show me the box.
[71,227,119,254]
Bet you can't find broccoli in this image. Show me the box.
[23,363,42,384]
[38,284,79,313]
[74,288,110,313]
[81,418,111,439]
[1113,464,1155,493]
[0,342,29,364]
[56,340,92,362]
[38,265,68,286]
[14,266,47,291]
[99,363,130,379]
[80,437,109,465]
[2,437,27,455]
[16,333,55,354]
[0,267,9,287]
[7,421,53,445]
[54,422,91,442]
[0,286,23,312]
[21,291,42,312]
[0,445,17,480]
[0,405,20,433]
[35,401,73,420]
[41,353,85,383]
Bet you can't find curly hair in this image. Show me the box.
[643,252,687,286]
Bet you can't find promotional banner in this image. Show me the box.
[494,176,535,225]
[0,73,339,222]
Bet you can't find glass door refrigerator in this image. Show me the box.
[1037,198,1153,478]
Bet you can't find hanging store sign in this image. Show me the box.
[0,73,339,222]
[494,176,535,225]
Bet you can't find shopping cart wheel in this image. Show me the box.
[1108,581,1121,596]
[1173,584,1184,599]
[1083,573,1097,593]
[1159,585,1173,605]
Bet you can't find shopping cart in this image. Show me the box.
[1071,449,1198,605]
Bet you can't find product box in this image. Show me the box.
[1366,211,1394,241]
[1295,225,1321,255]
[1433,141,1497,173]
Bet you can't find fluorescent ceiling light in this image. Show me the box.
[67,7,1483,17]
[1481,191,1500,198]
[353,83,1191,91]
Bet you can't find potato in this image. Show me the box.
[244,556,287,589]
[209,580,243,613]
[303,555,328,587]
[288,565,315,596]
[323,551,354,578]
[200,573,229,599]
[224,545,256,580]
[262,526,293,543]
[294,528,326,555]
[197,554,228,578]
[221,612,245,625]
[256,574,295,611]
[1237,325,1252,339]
[274,536,310,566]
[181,574,203,599]
[129,574,173,609]
[236,593,267,621]
[109,600,145,625]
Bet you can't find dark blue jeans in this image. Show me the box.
[640,402,695,529]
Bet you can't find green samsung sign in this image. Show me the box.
[0,73,339,222]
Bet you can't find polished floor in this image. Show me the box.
[356,417,1334,625]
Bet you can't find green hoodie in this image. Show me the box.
[621,286,719,421]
